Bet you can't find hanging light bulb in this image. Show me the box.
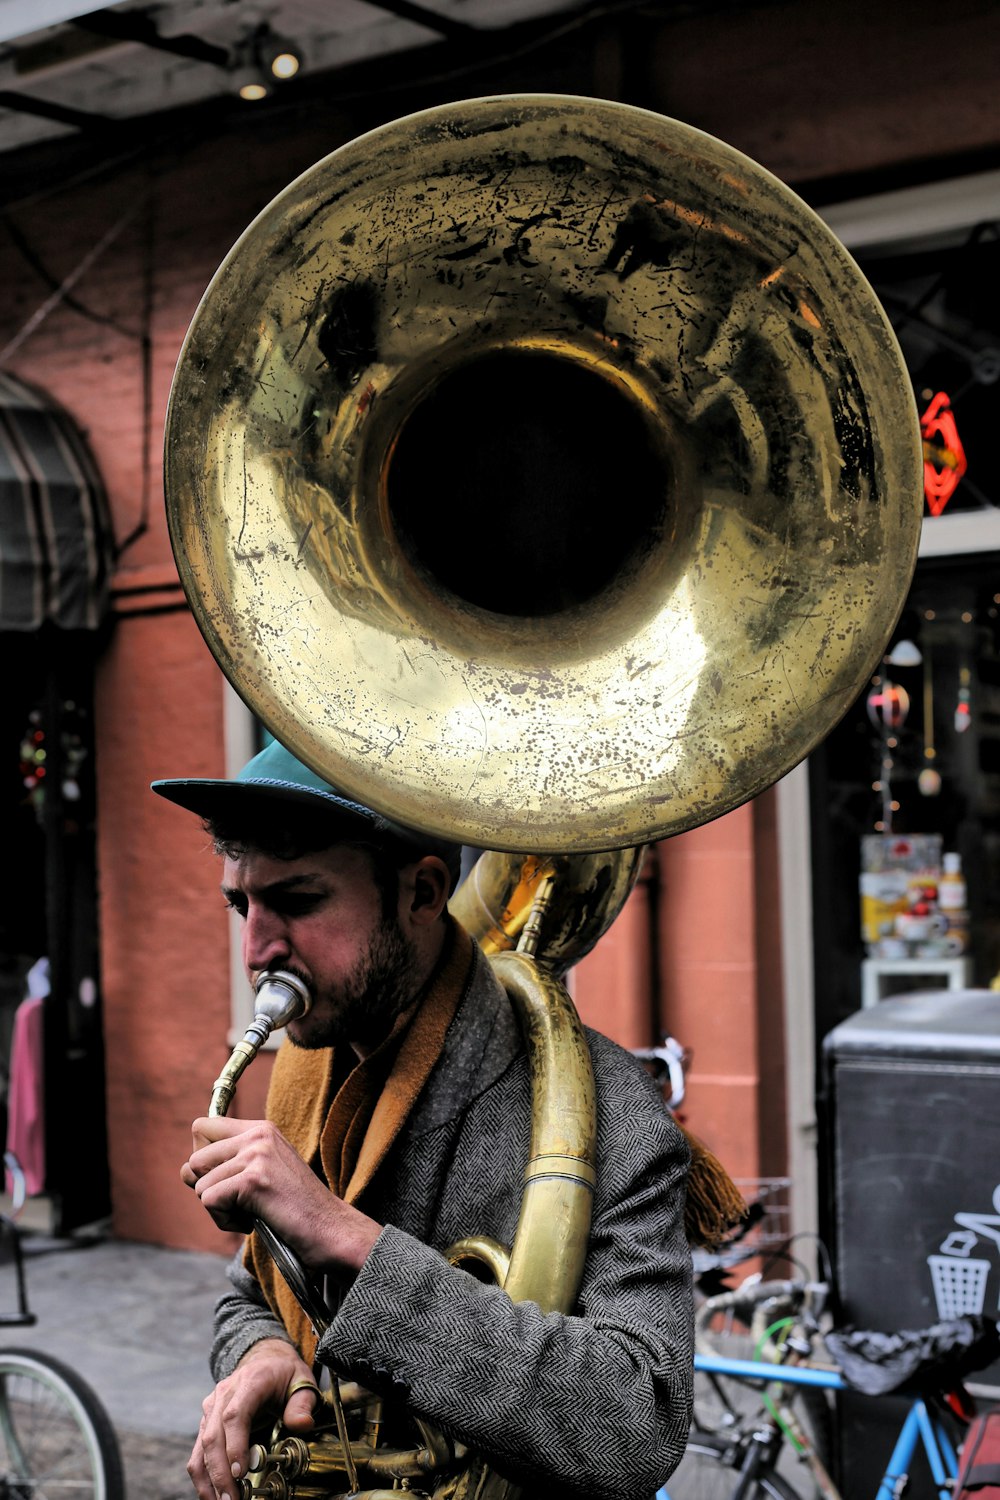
[237,74,269,101]
[257,25,304,81]
[267,40,302,80]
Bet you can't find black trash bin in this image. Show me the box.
[823,988,1000,1497]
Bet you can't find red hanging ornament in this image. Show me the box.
[867,680,910,730]
[920,391,967,517]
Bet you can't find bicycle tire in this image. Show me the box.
[663,1431,806,1500]
[0,1346,125,1500]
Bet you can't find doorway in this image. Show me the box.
[1,626,111,1233]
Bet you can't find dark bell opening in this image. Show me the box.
[386,350,670,617]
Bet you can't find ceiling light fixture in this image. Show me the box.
[228,34,271,101]
[229,24,303,101]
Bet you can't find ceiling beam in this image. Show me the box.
[70,6,230,67]
[0,88,110,129]
[360,0,481,42]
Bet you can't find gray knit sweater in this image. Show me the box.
[210,942,693,1500]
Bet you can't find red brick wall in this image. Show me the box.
[95,606,230,1248]
[0,135,331,1249]
[638,0,1000,188]
[575,793,786,1186]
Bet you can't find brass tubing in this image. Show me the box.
[488,951,597,1313]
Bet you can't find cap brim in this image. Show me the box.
[151,776,399,839]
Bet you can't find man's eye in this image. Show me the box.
[225,899,247,919]
[275,894,322,915]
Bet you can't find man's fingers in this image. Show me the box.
[194,1380,254,1500]
[192,1156,257,1233]
[190,1424,237,1500]
[206,1203,256,1234]
[189,1346,314,1500]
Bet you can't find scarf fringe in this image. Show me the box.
[677,1120,748,1249]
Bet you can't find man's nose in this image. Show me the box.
[243,905,292,974]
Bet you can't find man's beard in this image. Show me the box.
[286,915,422,1051]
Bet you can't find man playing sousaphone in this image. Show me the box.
[159,737,696,1500]
[156,74,925,1500]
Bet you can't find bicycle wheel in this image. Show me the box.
[0,1347,125,1500]
[663,1431,806,1500]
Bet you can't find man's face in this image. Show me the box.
[221,844,421,1053]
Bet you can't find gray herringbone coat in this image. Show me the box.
[211,942,694,1500]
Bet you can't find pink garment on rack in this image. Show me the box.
[5,993,45,1196]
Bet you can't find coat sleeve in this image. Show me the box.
[316,1044,694,1500]
[209,1248,295,1381]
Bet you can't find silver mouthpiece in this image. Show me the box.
[209,971,313,1119]
[252,970,312,1031]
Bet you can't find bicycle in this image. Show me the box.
[632,1043,977,1499]
[0,1154,125,1500]
[659,1256,997,1500]
[690,1266,836,1483]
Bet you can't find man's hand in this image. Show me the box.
[188,1339,318,1500]
[181,1116,382,1275]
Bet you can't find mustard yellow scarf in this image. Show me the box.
[245,918,474,1363]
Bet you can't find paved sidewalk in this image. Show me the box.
[3,1233,229,1500]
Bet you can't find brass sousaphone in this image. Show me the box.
[165,96,923,1499]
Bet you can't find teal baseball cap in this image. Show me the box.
[152,738,462,878]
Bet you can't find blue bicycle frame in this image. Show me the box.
[657,1351,960,1500]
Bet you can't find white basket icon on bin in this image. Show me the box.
[928,1254,991,1318]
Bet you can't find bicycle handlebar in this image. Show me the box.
[630,1037,688,1109]
[698,1277,830,1322]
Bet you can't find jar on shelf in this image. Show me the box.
[938,852,969,953]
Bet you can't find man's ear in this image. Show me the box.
[404,855,451,926]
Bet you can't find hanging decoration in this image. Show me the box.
[19,711,47,815]
[866,679,910,730]
[867,674,910,832]
[920,390,968,516]
[887,639,923,668]
[18,705,89,821]
[955,664,972,734]
[918,642,941,796]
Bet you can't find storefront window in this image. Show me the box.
[809,220,1000,1040]
[861,220,999,519]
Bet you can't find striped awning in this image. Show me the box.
[0,372,115,631]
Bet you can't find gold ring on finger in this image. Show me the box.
[285,1379,321,1401]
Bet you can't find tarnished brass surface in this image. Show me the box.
[165,94,922,854]
[449,846,644,971]
[488,951,597,1312]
